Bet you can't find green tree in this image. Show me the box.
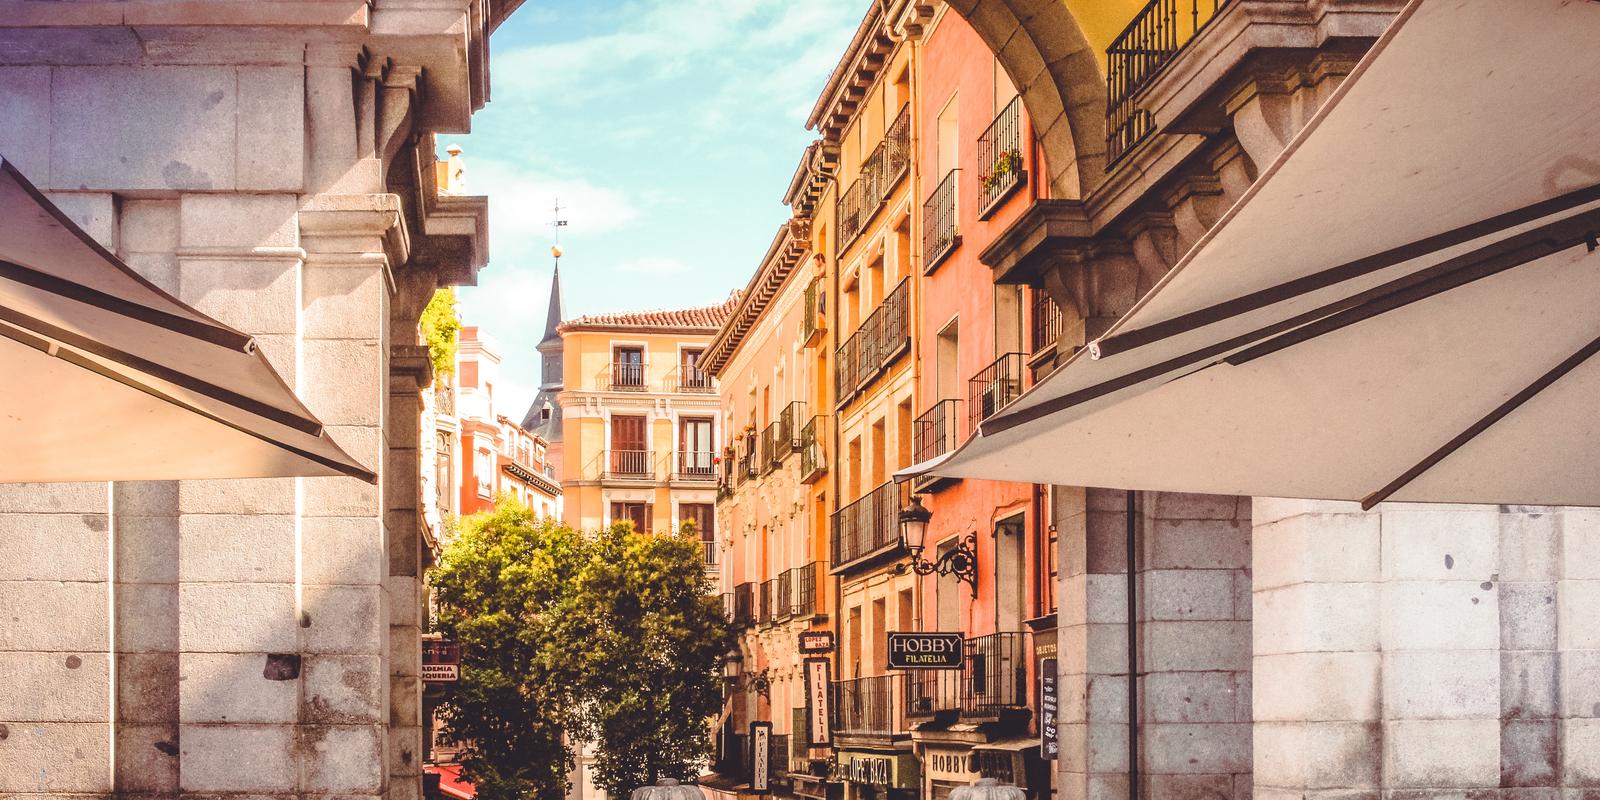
[420,287,462,378]
[555,519,734,796]
[431,505,733,800]
[430,500,582,800]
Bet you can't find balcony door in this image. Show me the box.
[680,417,714,476]
[613,346,644,388]
[611,415,647,475]
[610,501,650,533]
[680,348,708,390]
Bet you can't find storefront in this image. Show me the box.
[837,749,919,800]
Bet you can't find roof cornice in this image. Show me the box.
[803,1,905,142]
[702,218,811,377]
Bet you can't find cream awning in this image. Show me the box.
[0,159,375,483]
[915,0,1600,507]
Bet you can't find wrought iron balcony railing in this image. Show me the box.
[1030,286,1063,357]
[834,674,905,735]
[968,353,1025,431]
[923,169,961,271]
[913,398,962,466]
[703,540,719,568]
[669,366,714,393]
[799,415,827,483]
[833,278,910,405]
[795,561,819,617]
[759,579,775,624]
[607,361,648,391]
[1106,0,1232,163]
[676,451,716,481]
[605,449,654,480]
[978,96,1026,217]
[775,569,794,620]
[801,277,825,347]
[733,582,755,626]
[831,480,907,568]
[963,632,1029,717]
[839,104,912,249]
[905,666,963,718]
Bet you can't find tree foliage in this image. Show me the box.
[431,503,733,800]
[420,287,462,378]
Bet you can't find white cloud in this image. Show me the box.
[455,154,639,258]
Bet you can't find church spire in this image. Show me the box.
[540,261,563,347]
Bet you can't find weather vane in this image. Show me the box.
[549,197,568,263]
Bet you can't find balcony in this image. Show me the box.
[799,416,828,484]
[759,579,775,625]
[968,353,1025,431]
[605,361,649,392]
[922,169,960,272]
[831,481,907,570]
[1030,286,1063,360]
[978,96,1027,218]
[733,582,755,627]
[669,365,715,393]
[775,569,794,620]
[913,398,962,466]
[738,444,756,484]
[703,540,719,569]
[1106,0,1232,164]
[676,451,716,482]
[963,632,1029,718]
[795,561,819,617]
[801,277,826,347]
[834,674,906,736]
[839,104,912,249]
[903,632,1030,720]
[604,449,654,481]
[721,591,734,624]
[834,278,911,406]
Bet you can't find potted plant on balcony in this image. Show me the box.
[980,148,1024,194]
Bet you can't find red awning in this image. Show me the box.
[427,764,476,800]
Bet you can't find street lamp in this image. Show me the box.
[898,495,979,597]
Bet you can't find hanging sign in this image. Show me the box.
[798,630,834,653]
[1040,657,1058,760]
[421,639,460,683]
[803,657,833,747]
[750,721,772,793]
[886,632,964,669]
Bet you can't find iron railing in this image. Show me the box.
[834,279,910,405]
[923,169,961,270]
[963,632,1029,717]
[775,569,794,619]
[795,562,819,617]
[738,443,755,483]
[677,450,716,481]
[703,541,719,569]
[760,579,775,624]
[801,277,825,346]
[913,399,962,465]
[608,361,648,391]
[799,416,827,483]
[1106,0,1231,163]
[669,365,714,393]
[605,449,654,479]
[839,104,912,248]
[904,667,963,717]
[834,674,904,735]
[831,481,907,567]
[978,96,1026,216]
[733,583,755,626]
[968,353,1025,430]
[1030,287,1063,356]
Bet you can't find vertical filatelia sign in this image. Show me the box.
[804,657,833,746]
[750,721,772,792]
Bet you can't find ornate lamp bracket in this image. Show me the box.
[909,531,979,598]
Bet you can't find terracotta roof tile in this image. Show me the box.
[559,292,740,332]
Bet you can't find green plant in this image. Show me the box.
[980,148,1024,194]
[420,288,462,378]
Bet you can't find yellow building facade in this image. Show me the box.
[557,300,736,541]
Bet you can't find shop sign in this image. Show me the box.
[421,639,460,683]
[750,722,771,793]
[803,658,832,746]
[837,752,916,789]
[886,632,963,669]
[798,630,834,653]
[844,756,891,786]
[1040,657,1058,761]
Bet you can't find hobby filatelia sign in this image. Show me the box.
[885,632,964,669]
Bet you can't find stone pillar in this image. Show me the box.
[1252,500,1600,795]
[1056,489,1252,800]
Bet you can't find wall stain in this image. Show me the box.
[64,655,81,669]
[263,653,302,680]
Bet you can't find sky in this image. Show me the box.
[441,0,864,420]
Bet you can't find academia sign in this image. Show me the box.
[421,639,461,683]
[886,632,964,670]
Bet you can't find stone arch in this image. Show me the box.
[944,0,1106,199]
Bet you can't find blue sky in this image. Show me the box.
[441,0,862,418]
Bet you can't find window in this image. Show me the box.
[681,348,709,390]
[937,319,960,401]
[610,415,648,476]
[995,285,1023,356]
[475,448,492,498]
[681,503,715,539]
[995,515,1026,630]
[679,417,715,476]
[610,501,651,533]
[612,346,644,389]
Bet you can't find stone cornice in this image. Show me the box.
[979,200,1093,285]
[783,139,839,216]
[803,1,900,142]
